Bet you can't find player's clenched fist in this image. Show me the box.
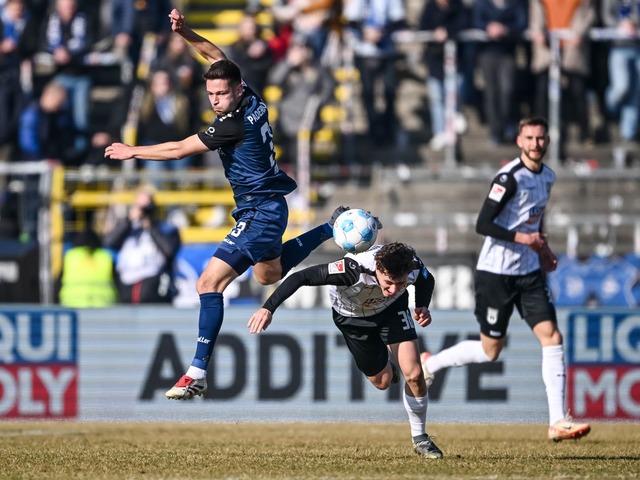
[414,307,432,328]
[168,8,185,33]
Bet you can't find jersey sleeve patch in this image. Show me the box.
[198,115,244,151]
[488,183,507,202]
[328,259,346,274]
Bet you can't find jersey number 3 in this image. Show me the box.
[398,310,415,331]
[260,122,278,173]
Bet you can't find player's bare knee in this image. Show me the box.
[368,373,390,390]
[402,369,423,388]
[480,343,503,362]
[196,276,213,294]
[370,379,389,390]
[254,271,279,285]
[550,330,563,345]
[196,273,227,293]
[484,350,501,362]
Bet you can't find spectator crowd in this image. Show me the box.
[0,0,639,305]
[0,0,638,169]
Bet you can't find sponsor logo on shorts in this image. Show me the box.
[489,330,501,337]
[328,260,345,274]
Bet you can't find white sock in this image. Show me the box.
[186,366,206,380]
[426,340,491,374]
[403,392,427,438]
[542,345,566,425]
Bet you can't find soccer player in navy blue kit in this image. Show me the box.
[421,117,590,442]
[106,9,351,399]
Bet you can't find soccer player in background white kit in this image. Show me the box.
[422,117,591,442]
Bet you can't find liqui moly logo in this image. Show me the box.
[0,311,78,418]
[566,312,640,420]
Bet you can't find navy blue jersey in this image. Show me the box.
[197,85,297,207]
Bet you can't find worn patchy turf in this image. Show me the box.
[0,422,638,479]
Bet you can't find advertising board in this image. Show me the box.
[1,306,638,423]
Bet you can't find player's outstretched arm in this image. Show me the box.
[105,134,208,161]
[168,8,227,64]
[248,308,273,334]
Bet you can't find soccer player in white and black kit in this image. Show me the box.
[422,117,591,442]
[248,243,443,459]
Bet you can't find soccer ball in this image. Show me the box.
[332,209,378,253]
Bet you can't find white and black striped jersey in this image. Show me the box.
[262,245,434,318]
[475,157,556,275]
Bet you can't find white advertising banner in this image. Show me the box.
[0,306,638,423]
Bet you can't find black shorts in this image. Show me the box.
[332,291,418,377]
[474,269,556,339]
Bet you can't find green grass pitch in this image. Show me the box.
[0,422,638,479]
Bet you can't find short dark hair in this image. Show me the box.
[74,228,102,252]
[519,116,548,134]
[375,242,417,279]
[203,59,242,87]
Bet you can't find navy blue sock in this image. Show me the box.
[191,292,224,370]
[280,223,333,277]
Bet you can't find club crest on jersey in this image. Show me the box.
[328,259,345,274]
[488,183,506,202]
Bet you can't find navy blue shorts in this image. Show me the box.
[214,195,289,272]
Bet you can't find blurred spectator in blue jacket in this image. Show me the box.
[601,0,640,151]
[18,79,88,164]
[0,0,37,159]
[473,0,528,145]
[37,0,94,151]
